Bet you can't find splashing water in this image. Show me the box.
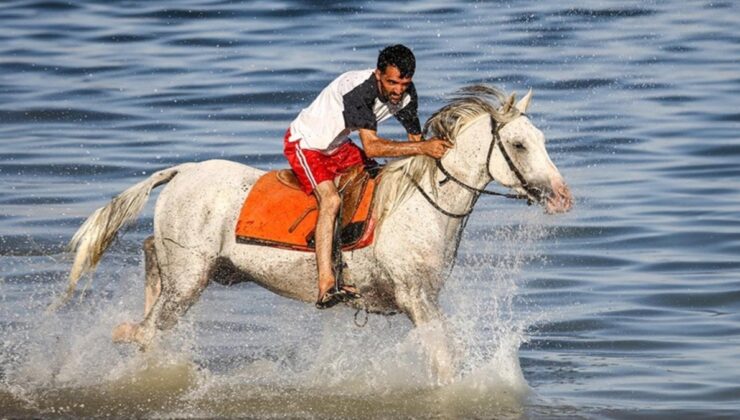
[443,212,549,397]
[0,210,548,418]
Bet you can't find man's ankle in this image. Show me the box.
[318,277,336,291]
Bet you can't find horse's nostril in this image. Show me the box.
[543,178,573,213]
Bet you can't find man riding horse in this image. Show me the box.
[283,44,452,309]
[58,68,572,376]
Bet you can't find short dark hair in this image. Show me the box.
[377,44,415,78]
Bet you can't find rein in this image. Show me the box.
[411,114,535,218]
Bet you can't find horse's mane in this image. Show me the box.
[372,85,522,223]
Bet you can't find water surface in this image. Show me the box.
[1,0,739,418]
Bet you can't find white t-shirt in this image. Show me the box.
[288,69,421,153]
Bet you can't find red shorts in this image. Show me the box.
[283,129,367,195]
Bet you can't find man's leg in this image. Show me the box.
[313,179,341,301]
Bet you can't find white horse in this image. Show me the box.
[58,86,572,381]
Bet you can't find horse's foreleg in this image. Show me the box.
[400,289,457,385]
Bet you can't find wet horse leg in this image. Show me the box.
[143,236,162,317]
[399,289,457,385]
[113,245,212,349]
[112,235,161,343]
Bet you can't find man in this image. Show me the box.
[283,44,452,309]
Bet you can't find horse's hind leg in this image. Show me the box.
[143,236,162,316]
[115,248,213,348]
[112,235,162,342]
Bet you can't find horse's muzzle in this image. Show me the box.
[544,177,573,214]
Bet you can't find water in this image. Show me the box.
[1,0,739,417]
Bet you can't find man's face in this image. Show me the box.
[375,65,413,105]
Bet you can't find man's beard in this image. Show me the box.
[382,88,401,104]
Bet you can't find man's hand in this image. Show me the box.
[420,138,453,159]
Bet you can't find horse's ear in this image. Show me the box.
[515,88,533,113]
[503,93,516,113]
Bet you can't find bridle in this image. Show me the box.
[411,114,543,219]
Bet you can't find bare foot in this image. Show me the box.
[317,276,336,301]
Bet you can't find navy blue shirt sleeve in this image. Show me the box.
[342,77,377,131]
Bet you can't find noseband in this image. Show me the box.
[412,114,541,219]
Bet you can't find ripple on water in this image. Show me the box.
[2,0,740,417]
[0,109,132,124]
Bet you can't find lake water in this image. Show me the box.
[1,0,739,418]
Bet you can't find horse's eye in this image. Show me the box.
[513,142,526,150]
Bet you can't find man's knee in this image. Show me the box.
[315,183,341,214]
[320,193,341,215]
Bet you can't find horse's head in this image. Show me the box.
[488,90,573,213]
[431,86,572,214]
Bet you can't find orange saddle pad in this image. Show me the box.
[235,170,376,252]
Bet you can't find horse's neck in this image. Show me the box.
[438,179,479,267]
[377,117,493,283]
[426,121,493,223]
[439,116,493,191]
[383,167,482,272]
[400,130,493,265]
[432,169,482,219]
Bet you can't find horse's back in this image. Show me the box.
[171,158,262,185]
[153,160,266,247]
[188,159,264,180]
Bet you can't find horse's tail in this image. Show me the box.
[50,164,191,311]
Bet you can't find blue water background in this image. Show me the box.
[1,0,739,417]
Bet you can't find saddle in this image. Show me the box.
[235,165,377,252]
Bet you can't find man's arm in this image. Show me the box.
[359,128,452,159]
